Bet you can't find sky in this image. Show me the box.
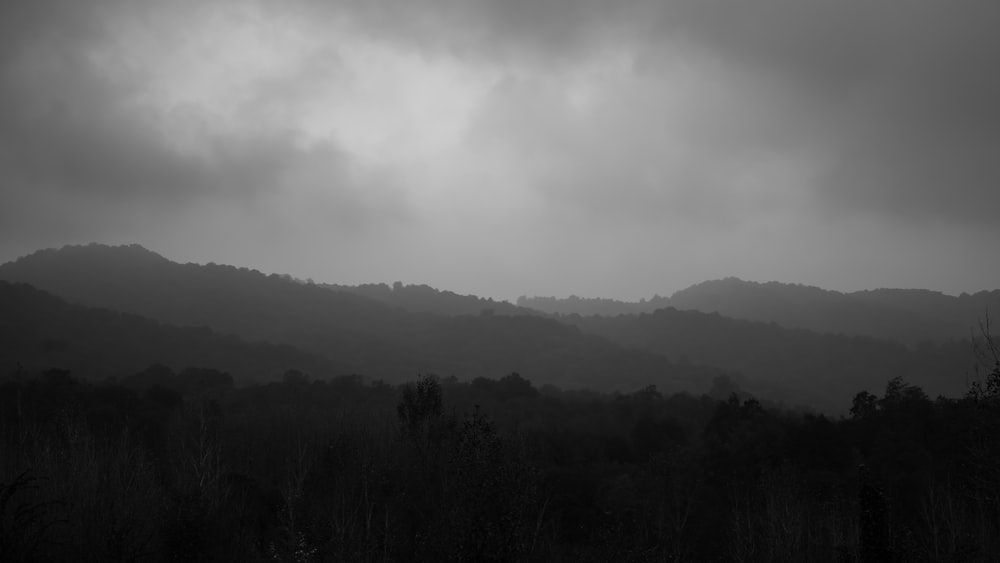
[1,0,998,302]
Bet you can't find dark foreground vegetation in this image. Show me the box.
[2,363,999,562]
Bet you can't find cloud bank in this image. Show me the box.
[2,0,998,299]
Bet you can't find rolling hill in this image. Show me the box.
[324,282,537,317]
[522,277,1000,345]
[562,307,977,411]
[0,244,717,394]
[0,280,340,383]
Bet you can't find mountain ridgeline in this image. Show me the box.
[563,308,975,410]
[520,277,1000,346]
[0,281,341,384]
[324,281,537,316]
[0,244,712,395]
[2,246,997,562]
[1,244,993,412]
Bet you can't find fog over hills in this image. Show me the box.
[2,244,993,413]
[0,244,716,395]
[564,308,976,411]
[521,277,1000,346]
[668,278,999,345]
[0,280,340,384]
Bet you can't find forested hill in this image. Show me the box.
[563,308,977,412]
[0,281,340,383]
[0,244,718,394]
[324,282,536,316]
[668,278,998,345]
[849,286,1000,330]
[0,243,409,346]
[522,277,999,345]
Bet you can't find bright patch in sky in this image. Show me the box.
[109,5,493,167]
[306,43,493,164]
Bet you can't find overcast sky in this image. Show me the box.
[1,0,998,301]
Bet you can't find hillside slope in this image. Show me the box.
[667,278,990,345]
[0,244,717,393]
[523,278,999,345]
[0,281,340,383]
[325,282,536,316]
[564,307,977,410]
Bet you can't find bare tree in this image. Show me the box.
[970,311,1000,401]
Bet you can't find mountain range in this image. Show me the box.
[520,278,999,346]
[0,280,340,384]
[2,243,995,412]
[0,244,712,395]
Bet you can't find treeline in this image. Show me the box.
[326,282,532,317]
[2,365,999,561]
[0,281,342,384]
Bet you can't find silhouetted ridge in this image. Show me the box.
[564,306,975,411]
[667,277,989,345]
[8,242,170,269]
[522,277,996,346]
[0,280,340,383]
[850,287,1000,328]
[0,244,718,394]
[517,294,670,316]
[0,242,402,339]
[5,244,988,411]
[327,281,537,316]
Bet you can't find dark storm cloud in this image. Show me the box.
[0,0,405,243]
[663,2,1000,226]
[298,0,1000,227]
[648,1,1000,226]
[292,0,650,64]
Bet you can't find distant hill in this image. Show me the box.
[669,278,1000,345]
[849,287,1000,333]
[517,295,670,317]
[5,244,987,410]
[0,243,411,349]
[522,278,1000,345]
[0,244,718,394]
[564,307,977,411]
[326,282,537,316]
[0,281,340,383]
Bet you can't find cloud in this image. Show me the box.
[644,1,1000,226]
[0,0,409,247]
[655,1,1000,226]
[291,0,1000,227]
[1,0,998,298]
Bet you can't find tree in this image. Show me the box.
[281,369,310,388]
[969,312,1000,402]
[851,391,878,420]
[398,374,446,443]
[877,376,928,411]
[967,312,1000,403]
